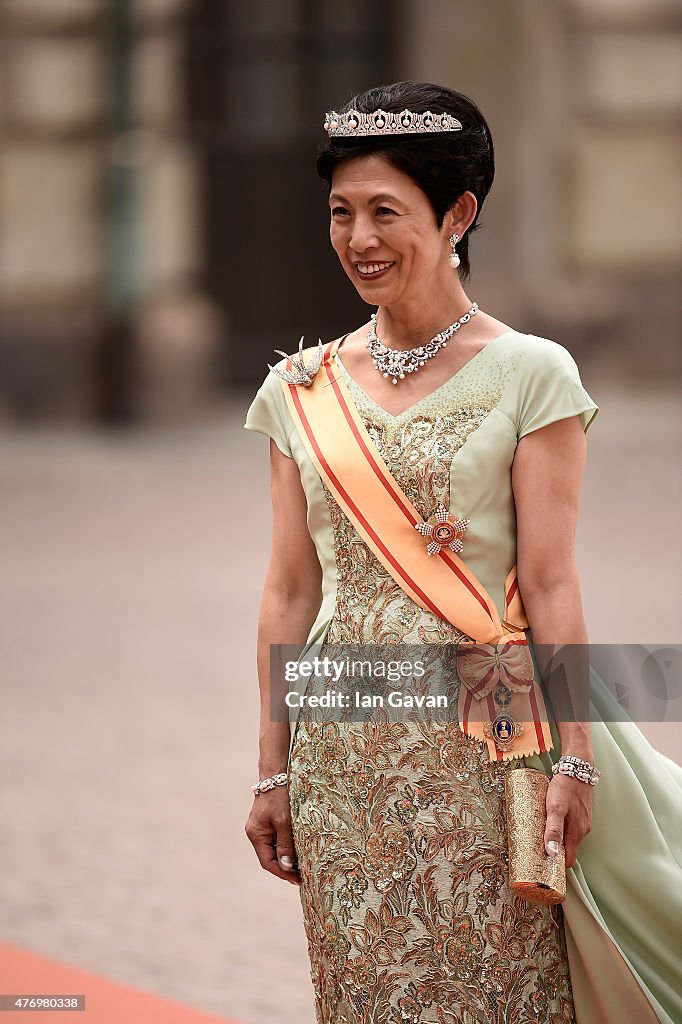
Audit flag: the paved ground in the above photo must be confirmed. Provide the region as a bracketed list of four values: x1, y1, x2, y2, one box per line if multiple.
[0, 385, 680, 1024]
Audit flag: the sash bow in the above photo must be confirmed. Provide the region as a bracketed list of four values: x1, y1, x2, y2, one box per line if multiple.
[456, 634, 535, 699]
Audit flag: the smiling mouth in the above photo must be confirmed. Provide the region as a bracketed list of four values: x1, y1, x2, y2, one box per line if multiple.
[355, 261, 396, 279]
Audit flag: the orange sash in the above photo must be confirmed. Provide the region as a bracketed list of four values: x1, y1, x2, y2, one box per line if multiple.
[278, 338, 552, 761]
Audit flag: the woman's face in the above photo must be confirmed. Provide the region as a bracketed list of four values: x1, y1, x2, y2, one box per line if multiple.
[328, 154, 464, 306]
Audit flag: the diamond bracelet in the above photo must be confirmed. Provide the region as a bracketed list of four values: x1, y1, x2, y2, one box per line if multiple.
[251, 772, 288, 796]
[551, 755, 601, 786]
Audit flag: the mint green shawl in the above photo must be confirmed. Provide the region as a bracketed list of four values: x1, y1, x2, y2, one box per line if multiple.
[527, 670, 682, 1024]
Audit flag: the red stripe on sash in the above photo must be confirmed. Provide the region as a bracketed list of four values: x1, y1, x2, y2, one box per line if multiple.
[323, 359, 418, 522]
[287, 380, 456, 624]
[323, 357, 494, 622]
[506, 574, 519, 607]
[468, 663, 495, 698]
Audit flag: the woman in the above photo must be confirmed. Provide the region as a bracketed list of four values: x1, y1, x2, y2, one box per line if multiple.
[244, 82, 681, 1024]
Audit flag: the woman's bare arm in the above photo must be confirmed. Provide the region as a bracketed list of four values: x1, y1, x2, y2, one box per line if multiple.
[257, 438, 323, 777]
[245, 438, 323, 885]
[512, 415, 594, 867]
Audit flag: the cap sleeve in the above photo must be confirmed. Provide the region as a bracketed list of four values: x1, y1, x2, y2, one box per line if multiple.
[243, 364, 294, 459]
[517, 339, 599, 440]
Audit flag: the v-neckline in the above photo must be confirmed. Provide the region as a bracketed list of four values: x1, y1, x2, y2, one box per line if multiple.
[333, 329, 517, 421]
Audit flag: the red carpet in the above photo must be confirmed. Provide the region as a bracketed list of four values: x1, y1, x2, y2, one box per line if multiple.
[0, 943, 240, 1024]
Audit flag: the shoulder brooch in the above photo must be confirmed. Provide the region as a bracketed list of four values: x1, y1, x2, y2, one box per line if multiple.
[268, 336, 324, 387]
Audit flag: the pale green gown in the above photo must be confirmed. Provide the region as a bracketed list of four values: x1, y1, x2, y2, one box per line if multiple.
[245, 329, 682, 1024]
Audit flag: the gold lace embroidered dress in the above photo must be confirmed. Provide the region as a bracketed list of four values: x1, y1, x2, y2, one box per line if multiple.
[245, 330, 599, 1024]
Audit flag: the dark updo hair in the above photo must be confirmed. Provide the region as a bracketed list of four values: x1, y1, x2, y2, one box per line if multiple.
[316, 81, 495, 281]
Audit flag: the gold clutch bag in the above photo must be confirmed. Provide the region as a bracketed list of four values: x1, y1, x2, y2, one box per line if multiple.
[505, 767, 566, 906]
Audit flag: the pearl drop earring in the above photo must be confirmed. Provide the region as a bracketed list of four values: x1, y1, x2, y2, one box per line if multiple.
[448, 233, 458, 270]
[448, 233, 461, 269]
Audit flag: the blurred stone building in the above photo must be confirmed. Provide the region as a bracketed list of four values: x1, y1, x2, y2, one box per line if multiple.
[0, 0, 679, 422]
[404, 0, 682, 384]
[0, 0, 217, 422]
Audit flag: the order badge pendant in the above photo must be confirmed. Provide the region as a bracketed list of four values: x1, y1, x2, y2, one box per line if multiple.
[484, 714, 525, 752]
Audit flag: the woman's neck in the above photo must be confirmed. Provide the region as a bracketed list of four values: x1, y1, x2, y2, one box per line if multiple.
[374, 282, 475, 351]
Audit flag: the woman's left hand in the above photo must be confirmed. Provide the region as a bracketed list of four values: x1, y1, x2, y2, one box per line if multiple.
[544, 774, 593, 868]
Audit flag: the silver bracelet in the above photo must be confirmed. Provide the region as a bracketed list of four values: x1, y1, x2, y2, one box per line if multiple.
[552, 755, 601, 786]
[251, 772, 288, 796]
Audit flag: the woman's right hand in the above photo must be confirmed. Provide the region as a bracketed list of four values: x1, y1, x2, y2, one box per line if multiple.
[246, 438, 319, 890]
[245, 787, 301, 886]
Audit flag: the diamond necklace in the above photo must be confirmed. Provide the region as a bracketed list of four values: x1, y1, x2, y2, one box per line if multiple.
[366, 302, 479, 384]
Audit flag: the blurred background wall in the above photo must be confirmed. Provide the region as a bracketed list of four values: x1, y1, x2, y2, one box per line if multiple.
[0, 0, 680, 424]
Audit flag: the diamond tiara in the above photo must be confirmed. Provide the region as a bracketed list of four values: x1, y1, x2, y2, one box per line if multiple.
[323, 108, 463, 138]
